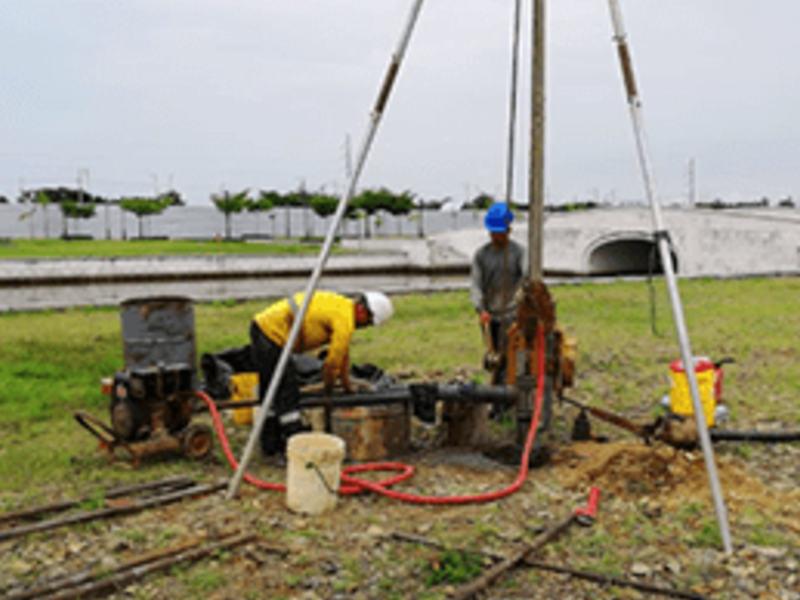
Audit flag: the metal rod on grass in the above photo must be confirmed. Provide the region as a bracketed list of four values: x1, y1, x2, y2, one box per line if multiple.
[606, 0, 732, 553]
[226, 0, 427, 500]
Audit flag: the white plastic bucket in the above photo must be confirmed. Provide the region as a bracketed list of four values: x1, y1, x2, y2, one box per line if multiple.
[286, 433, 345, 515]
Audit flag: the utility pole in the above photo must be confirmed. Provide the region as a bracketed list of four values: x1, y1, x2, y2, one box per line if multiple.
[688, 157, 696, 208]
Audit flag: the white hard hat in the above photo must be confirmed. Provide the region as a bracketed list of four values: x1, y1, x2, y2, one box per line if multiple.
[363, 291, 393, 326]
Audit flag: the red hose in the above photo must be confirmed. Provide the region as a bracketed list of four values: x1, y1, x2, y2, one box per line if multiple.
[196, 325, 546, 504]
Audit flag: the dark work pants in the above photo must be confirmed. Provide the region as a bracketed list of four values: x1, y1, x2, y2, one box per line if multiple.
[249, 322, 303, 454]
[488, 316, 511, 385]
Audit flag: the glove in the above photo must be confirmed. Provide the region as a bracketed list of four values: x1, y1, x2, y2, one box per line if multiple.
[479, 310, 490, 325]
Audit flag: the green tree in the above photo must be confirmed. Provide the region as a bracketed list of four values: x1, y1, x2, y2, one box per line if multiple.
[211, 189, 249, 240]
[60, 201, 96, 239]
[258, 190, 285, 238]
[17, 187, 105, 238]
[308, 193, 341, 238]
[309, 194, 339, 218]
[246, 193, 275, 237]
[158, 189, 185, 206]
[268, 190, 300, 239]
[120, 197, 173, 239]
[384, 190, 415, 235]
[352, 188, 390, 238]
[465, 193, 494, 211]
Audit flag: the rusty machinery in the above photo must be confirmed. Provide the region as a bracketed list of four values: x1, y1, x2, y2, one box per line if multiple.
[75, 297, 214, 466]
[500, 279, 577, 448]
[73, 294, 543, 467]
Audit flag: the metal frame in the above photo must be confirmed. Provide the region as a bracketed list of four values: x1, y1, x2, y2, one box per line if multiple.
[606, 0, 732, 552]
[223, 0, 734, 556]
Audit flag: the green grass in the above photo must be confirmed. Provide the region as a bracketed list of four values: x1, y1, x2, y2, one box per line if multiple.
[424, 549, 484, 586]
[182, 566, 228, 596]
[0, 277, 798, 492]
[0, 238, 343, 259]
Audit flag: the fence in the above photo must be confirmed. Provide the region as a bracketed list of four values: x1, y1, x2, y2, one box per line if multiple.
[0, 205, 487, 240]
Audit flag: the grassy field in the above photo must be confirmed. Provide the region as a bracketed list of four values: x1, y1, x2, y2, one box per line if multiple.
[1, 277, 799, 599]
[1, 276, 798, 492]
[0, 238, 341, 259]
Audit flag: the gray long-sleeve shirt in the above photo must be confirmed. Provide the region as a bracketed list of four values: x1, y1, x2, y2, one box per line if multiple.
[469, 239, 527, 318]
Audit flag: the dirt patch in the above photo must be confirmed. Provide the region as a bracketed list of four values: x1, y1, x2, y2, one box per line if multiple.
[553, 439, 800, 526]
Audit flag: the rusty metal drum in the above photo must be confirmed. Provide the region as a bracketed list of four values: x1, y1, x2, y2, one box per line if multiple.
[120, 296, 197, 385]
[331, 403, 410, 461]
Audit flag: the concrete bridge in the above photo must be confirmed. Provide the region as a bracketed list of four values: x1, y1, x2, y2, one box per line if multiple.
[423, 207, 800, 278]
[1, 206, 798, 311]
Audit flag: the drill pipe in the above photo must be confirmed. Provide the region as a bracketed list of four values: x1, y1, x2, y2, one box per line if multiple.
[207, 383, 518, 412]
[562, 396, 655, 442]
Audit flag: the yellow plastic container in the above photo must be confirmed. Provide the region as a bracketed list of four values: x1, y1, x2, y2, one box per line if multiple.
[230, 373, 259, 426]
[286, 433, 345, 515]
[669, 359, 716, 426]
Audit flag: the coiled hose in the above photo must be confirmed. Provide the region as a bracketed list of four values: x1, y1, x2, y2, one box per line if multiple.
[195, 325, 547, 505]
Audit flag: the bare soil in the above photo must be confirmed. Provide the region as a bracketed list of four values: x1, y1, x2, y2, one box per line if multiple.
[2, 410, 799, 600]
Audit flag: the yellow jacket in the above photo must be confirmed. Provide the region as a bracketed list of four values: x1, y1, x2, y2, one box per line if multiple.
[253, 291, 355, 379]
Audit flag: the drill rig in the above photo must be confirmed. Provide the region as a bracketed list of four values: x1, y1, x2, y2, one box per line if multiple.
[489, 0, 576, 455]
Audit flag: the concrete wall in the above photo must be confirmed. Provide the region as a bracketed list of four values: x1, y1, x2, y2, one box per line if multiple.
[0, 204, 485, 240]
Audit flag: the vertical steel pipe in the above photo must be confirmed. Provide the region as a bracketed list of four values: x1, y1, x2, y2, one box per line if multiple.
[528, 0, 546, 281]
[606, 0, 732, 553]
[226, 0, 427, 499]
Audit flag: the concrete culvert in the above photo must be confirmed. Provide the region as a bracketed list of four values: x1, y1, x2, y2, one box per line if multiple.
[587, 237, 678, 276]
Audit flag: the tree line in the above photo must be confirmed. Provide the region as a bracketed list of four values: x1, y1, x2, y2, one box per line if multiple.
[8, 186, 468, 240]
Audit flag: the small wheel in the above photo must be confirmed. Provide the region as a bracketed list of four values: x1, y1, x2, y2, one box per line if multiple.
[181, 424, 213, 460]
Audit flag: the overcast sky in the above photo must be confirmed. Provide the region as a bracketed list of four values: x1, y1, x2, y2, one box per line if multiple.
[1, 1, 798, 207]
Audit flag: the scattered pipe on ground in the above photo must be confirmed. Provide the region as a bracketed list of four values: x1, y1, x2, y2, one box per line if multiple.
[391, 532, 709, 600]
[5, 536, 207, 600]
[0, 475, 195, 526]
[451, 511, 578, 600]
[5, 531, 256, 600]
[0, 481, 226, 542]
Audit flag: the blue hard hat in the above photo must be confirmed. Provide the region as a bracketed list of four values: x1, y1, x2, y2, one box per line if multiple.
[484, 202, 514, 232]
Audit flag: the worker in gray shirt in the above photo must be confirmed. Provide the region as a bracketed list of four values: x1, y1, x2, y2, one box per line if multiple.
[470, 202, 527, 385]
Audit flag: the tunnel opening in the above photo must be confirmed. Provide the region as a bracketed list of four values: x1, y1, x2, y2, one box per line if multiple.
[587, 238, 678, 276]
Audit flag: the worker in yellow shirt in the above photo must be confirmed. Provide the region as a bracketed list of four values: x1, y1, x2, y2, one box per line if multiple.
[250, 290, 394, 455]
